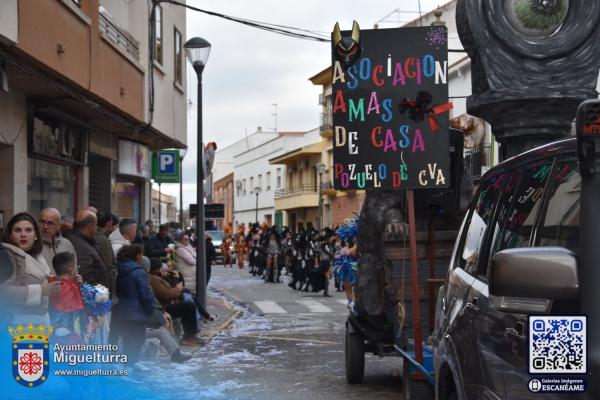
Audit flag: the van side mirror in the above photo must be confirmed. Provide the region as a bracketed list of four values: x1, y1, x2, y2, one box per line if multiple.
[489, 247, 579, 313]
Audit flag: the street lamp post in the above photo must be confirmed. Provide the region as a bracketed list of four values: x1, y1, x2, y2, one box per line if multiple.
[185, 36, 211, 310]
[254, 186, 262, 224]
[179, 148, 188, 230]
[316, 163, 326, 230]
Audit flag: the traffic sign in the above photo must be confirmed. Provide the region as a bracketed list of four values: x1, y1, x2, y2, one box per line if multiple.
[189, 203, 224, 219]
[205, 203, 224, 219]
[152, 150, 181, 183]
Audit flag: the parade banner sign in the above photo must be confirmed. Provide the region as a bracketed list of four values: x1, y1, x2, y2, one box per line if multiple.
[331, 24, 451, 190]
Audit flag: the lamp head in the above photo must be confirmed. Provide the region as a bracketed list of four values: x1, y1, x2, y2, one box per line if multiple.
[316, 163, 326, 175]
[184, 37, 211, 74]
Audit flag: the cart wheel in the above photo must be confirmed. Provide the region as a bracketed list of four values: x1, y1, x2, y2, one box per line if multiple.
[402, 359, 434, 399]
[345, 324, 365, 384]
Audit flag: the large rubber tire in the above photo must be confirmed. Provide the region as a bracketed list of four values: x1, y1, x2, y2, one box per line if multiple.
[402, 359, 434, 400]
[345, 325, 365, 384]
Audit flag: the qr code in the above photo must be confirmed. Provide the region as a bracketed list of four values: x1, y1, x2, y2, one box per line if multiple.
[529, 316, 586, 374]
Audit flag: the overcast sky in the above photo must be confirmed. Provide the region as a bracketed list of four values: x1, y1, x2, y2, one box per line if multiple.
[158, 0, 448, 206]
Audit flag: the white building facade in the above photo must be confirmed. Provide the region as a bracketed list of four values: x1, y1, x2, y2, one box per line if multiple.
[233, 129, 321, 227]
[211, 128, 279, 184]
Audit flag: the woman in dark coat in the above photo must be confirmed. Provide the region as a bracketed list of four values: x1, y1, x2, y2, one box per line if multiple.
[114, 244, 154, 364]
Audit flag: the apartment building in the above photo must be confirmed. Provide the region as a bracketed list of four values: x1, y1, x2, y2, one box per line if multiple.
[0, 0, 187, 225]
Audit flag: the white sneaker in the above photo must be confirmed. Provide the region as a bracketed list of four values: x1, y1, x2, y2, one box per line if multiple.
[347, 300, 356, 315]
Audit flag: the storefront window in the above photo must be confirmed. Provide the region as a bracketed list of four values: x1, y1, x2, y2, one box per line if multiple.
[28, 158, 75, 217]
[113, 182, 141, 222]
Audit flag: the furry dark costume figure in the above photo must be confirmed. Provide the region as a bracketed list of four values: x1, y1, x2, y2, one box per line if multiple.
[288, 233, 309, 291]
[308, 229, 336, 297]
[356, 190, 408, 316]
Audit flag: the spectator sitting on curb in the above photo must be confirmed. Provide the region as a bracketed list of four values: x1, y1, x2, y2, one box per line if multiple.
[148, 258, 200, 346]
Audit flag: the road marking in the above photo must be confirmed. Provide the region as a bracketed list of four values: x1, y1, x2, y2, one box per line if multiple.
[336, 299, 348, 306]
[254, 300, 287, 314]
[296, 299, 333, 313]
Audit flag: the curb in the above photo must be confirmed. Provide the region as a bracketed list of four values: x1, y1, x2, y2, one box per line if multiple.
[200, 290, 244, 343]
[200, 309, 241, 342]
[211, 287, 248, 308]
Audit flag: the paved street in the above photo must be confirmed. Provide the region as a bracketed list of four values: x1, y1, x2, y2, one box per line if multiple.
[140, 263, 405, 399]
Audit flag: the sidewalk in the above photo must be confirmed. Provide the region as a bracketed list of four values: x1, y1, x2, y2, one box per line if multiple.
[197, 291, 241, 343]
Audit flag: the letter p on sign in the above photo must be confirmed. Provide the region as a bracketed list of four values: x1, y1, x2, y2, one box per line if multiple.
[160, 153, 175, 174]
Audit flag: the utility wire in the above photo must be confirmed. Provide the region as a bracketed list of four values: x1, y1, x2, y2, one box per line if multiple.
[159, 0, 330, 42]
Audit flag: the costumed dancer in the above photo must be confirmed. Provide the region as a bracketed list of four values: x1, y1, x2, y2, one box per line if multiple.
[288, 231, 308, 291]
[247, 225, 259, 276]
[333, 218, 359, 313]
[256, 226, 268, 277]
[221, 234, 234, 268]
[317, 229, 336, 297]
[264, 229, 280, 283]
[235, 224, 246, 269]
[279, 229, 293, 276]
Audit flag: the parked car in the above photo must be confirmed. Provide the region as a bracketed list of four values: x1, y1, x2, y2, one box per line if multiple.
[432, 137, 583, 399]
[206, 230, 234, 264]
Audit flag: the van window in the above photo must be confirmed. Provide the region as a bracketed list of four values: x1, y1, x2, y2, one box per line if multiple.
[487, 159, 553, 271]
[458, 170, 506, 274]
[538, 160, 580, 253]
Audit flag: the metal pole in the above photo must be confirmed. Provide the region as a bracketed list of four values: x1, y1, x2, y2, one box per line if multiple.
[407, 190, 423, 367]
[428, 219, 435, 334]
[179, 156, 183, 229]
[317, 172, 323, 230]
[195, 70, 207, 310]
[158, 183, 162, 226]
[255, 191, 258, 223]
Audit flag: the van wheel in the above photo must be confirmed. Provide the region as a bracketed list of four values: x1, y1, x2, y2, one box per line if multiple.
[402, 359, 434, 399]
[345, 325, 365, 383]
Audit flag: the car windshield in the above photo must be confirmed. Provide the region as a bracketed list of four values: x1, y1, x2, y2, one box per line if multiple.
[207, 231, 225, 240]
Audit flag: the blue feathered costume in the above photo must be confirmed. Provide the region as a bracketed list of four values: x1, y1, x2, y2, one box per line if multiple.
[333, 218, 359, 285]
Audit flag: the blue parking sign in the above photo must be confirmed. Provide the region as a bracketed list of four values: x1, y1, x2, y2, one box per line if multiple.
[152, 150, 180, 183]
[159, 151, 176, 174]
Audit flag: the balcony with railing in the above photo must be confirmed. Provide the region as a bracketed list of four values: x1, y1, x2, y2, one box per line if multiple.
[320, 110, 333, 138]
[274, 184, 317, 199]
[274, 184, 319, 210]
[99, 8, 140, 62]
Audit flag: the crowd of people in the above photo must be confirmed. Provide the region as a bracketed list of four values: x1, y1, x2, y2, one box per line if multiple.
[0, 207, 218, 371]
[221, 219, 359, 310]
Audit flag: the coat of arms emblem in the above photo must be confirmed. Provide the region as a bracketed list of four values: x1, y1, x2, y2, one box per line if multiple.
[9, 324, 52, 388]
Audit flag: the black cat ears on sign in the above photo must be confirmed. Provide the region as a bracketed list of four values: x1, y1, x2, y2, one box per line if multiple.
[332, 21, 362, 69]
[332, 21, 360, 47]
